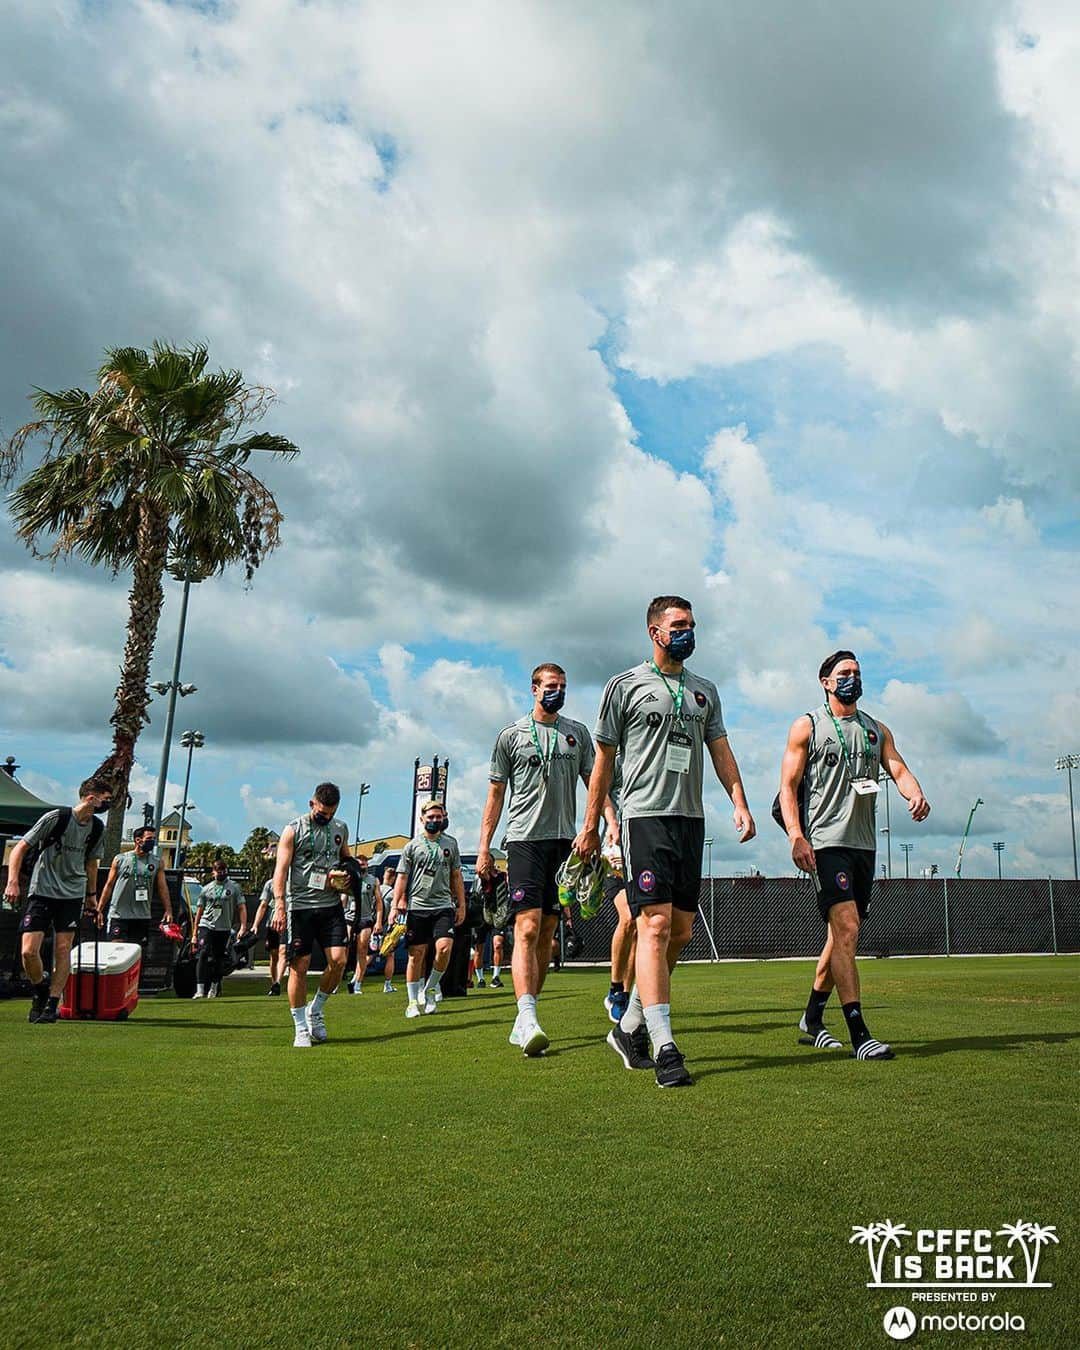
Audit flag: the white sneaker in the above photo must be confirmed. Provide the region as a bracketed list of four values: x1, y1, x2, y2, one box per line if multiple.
[207, 985, 218, 1000]
[509, 1018, 522, 1046]
[193, 987, 206, 999]
[423, 990, 438, 1014]
[434, 987, 443, 1004]
[520, 1021, 550, 1057]
[305, 1002, 328, 1043]
[383, 982, 396, 993]
[351, 981, 363, 995]
[293, 1026, 312, 1048]
[405, 1000, 422, 1019]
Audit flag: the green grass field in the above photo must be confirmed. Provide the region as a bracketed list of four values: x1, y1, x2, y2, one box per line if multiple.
[1, 956, 1076, 1349]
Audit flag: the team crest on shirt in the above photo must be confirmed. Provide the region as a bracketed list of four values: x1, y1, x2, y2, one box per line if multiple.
[512, 886, 525, 902]
[443, 848, 451, 858]
[334, 835, 342, 846]
[694, 690, 707, 707]
[867, 729, 878, 745]
[529, 754, 542, 767]
[835, 871, 850, 891]
[646, 711, 663, 729]
[638, 870, 656, 894]
[565, 734, 576, 747]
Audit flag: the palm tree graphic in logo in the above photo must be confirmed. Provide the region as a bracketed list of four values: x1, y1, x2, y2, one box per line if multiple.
[850, 1220, 912, 1284]
[997, 1221, 1059, 1285]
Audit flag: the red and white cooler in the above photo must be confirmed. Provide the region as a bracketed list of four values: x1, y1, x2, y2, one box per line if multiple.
[59, 941, 142, 1021]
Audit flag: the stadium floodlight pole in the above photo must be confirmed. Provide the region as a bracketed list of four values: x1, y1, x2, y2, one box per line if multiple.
[954, 797, 984, 878]
[151, 570, 198, 832]
[175, 731, 204, 868]
[355, 783, 370, 851]
[992, 841, 1005, 880]
[1055, 753, 1079, 880]
[878, 768, 892, 877]
[899, 842, 913, 878]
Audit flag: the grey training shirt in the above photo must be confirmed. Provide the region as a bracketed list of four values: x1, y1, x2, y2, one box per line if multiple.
[22, 808, 104, 900]
[286, 814, 349, 911]
[804, 705, 884, 852]
[197, 879, 245, 932]
[108, 850, 164, 921]
[397, 832, 462, 913]
[489, 714, 595, 843]
[594, 661, 726, 820]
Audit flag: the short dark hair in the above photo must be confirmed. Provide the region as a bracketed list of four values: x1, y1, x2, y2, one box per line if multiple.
[819, 650, 858, 681]
[78, 775, 112, 799]
[647, 595, 693, 626]
[531, 662, 565, 684]
[313, 782, 340, 808]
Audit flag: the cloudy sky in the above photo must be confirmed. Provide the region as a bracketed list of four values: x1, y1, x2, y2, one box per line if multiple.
[1, 0, 1078, 878]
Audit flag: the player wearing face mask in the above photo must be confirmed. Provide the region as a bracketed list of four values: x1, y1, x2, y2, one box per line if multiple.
[574, 597, 755, 1088]
[478, 662, 615, 1057]
[778, 650, 930, 1061]
[98, 825, 174, 952]
[392, 801, 465, 1019]
[270, 783, 351, 1047]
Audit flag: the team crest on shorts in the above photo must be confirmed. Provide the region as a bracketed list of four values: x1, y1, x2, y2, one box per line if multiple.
[512, 886, 525, 902]
[835, 871, 850, 891]
[21, 913, 31, 929]
[637, 870, 656, 894]
[694, 690, 707, 707]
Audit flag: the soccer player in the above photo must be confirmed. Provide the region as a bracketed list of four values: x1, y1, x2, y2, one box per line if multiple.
[345, 855, 377, 993]
[192, 859, 247, 999]
[477, 662, 616, 1056]
[270, 783, 351, 1047]
[97, 825, 174, 952]
[3, 776, 112, 1024]
[599, 757, 634, 1023]
[574, 596, 755, 1087]
[373, 864, 399, 992]
[251, 877, 285, 995]
[778, 650, 930, 1060]
[392, 801, 465, 1019]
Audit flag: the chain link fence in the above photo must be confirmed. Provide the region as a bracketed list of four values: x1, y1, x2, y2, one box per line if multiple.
[570, 877, 1080, 962]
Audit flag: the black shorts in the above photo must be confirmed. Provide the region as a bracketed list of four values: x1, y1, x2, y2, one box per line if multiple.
[507, 838, 571, 917]
[814, 847, 875, 923]
[107, 917, 151, 947]
[405, 908, 456, 946]
[349, 916, 374, 937]
[20, 894, 83, 936]
[287, 906, 348, 959]
[623, 816, 705, 916]
[602, 873, 627, 907]
[471, 921, 493, 944]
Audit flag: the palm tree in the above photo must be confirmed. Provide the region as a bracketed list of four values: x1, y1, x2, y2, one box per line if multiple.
[1, 342, 298, 857]
[1021, 1224, 1058, 1284]
[997, 1221, 1032, 1281]
[849, 1224, 883, 1282]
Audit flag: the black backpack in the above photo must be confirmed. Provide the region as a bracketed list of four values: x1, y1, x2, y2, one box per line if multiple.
[20, 808, 105, 889]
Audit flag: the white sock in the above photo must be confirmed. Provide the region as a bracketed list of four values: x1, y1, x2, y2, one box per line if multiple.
[643, 1002, 673, 1049]
[618, 985, 645, 1034]
[517, 993, 537, 1021]
[195, 984, 205, 997]
[425, 967, 443, 995]
[406, 980, 422, 1003]
[492, 965, 501, 979]
[291, 1007, 307, 1031]
[311, 989, 329, 1015]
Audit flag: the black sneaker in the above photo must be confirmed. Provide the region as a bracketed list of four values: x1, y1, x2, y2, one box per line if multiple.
[267, 983, 281, 997]
[37, 1003, 59, 1024]
[654, 1042, 692, 1088]
[490, 975, 503, 989]
[27, 990, 49, 1024]
[607, 1024, 656, 1070]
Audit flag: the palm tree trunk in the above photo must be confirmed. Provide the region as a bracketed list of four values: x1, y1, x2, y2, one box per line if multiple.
[98, 503, 170, 863]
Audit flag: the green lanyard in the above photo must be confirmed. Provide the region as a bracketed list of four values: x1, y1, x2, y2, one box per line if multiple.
[132, 854, 150, 884]
[650, 661, 686, 729]
[825, 704, 874, 780]
[310, 816, 334, 862]
[530, 716, 559, 777]
[423, 838, 443, 871]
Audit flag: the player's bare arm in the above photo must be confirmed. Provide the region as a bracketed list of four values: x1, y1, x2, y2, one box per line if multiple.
[879, 723, 930, 821]
[780, 715, 816, 873]
[270, 825, 294, 933]
[573, 741, 616, 859]
[476, 780, 507, 880]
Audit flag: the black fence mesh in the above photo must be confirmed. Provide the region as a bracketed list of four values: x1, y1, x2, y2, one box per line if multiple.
[569, 877, 1080, 962]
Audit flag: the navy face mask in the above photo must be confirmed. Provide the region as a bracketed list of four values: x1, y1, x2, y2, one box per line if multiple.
[540, 688, 565, 713]
[833, 673, 862, 703]
[311, 810, 333, 825]
[665, 628, 696, 661]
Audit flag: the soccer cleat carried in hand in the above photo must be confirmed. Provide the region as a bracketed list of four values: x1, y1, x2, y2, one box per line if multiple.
[380, 923, 406, 957]
[556, 850, 608, 919]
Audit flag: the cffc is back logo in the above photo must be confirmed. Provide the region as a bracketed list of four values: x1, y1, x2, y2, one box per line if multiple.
[852, 1220, 1059, 1287]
